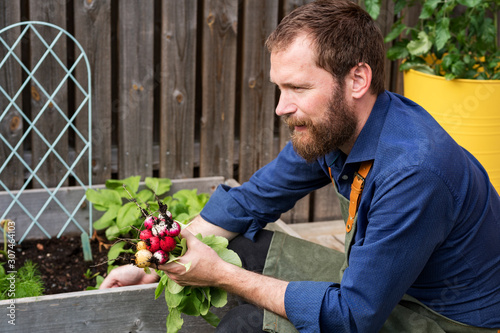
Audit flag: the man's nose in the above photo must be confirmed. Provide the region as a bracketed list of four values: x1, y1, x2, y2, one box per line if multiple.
[275, 93, 296, 116]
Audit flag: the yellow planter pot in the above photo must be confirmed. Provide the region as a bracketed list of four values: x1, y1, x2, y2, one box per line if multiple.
[404, 69, 500, 191]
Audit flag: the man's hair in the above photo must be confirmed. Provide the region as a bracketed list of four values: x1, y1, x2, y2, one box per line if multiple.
[266, 0, 386, 95]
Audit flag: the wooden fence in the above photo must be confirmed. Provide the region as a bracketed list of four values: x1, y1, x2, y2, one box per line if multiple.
[1, 0, 412, 225]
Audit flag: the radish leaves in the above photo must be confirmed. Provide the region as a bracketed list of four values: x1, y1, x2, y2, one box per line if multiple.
[154, 233, 241, 333]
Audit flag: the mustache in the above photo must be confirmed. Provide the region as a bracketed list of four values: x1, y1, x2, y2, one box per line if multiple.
[281, 115, 313, 130]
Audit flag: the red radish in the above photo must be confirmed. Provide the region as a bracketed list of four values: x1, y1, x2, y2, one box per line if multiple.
[140, 229, 153, 240]
[153, 250, 168, 265]
[152, 222, 168, 237]
[160, 236, 176, 252]
[165, 220, 181, 237]
[146, 236, 161, 253]
[144, 216, 156, 229]
[134, 249, 153, 268]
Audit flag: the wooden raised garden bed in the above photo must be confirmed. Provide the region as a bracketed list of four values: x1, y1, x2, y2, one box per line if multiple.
[0, 177, 237, 332]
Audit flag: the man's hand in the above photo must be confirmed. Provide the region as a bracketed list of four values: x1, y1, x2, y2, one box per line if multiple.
[159, 228, 289, 318]
[159, 228, 226, 287]
[97, 215, 232, 289]
[99, 265, 159, 289]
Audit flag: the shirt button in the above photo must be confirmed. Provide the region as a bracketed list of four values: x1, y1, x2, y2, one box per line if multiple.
[342, 175, 349, 180]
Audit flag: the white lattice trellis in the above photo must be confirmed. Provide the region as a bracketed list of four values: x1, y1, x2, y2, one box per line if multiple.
[0, 21, 92, 243]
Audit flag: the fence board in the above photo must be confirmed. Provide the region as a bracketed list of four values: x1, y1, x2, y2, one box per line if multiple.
[312, 185, 342, 221]
[238, 0, 278, 183]
[393, 5, 422, 95]
[0, 1, 23, 190]
[29, 1, 69, 188]
[375, 0, 397, 92]
[117, 0, 155, 179]
[74, 0, 112, 184]
[276, 0, 316, 223]
[199, 0, 238, 180]
[159, 0, 198, 179]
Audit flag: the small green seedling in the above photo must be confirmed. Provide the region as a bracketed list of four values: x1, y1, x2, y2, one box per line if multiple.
[83, 268, 100, 280]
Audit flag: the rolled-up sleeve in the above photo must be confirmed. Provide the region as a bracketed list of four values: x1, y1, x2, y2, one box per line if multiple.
[285, 281, 338, 332]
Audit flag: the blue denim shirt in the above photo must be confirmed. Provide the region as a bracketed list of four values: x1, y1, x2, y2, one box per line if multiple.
[201, 91, 500, 332]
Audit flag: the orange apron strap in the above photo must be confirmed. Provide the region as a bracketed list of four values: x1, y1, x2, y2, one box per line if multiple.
[329, 160, 373, 233]
[347, 160, 373, 232]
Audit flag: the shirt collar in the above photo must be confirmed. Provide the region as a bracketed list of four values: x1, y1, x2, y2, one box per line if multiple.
[324, 91, 391, 167]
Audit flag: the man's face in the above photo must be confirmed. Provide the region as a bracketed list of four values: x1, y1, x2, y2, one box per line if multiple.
[270, 34, 357, 162]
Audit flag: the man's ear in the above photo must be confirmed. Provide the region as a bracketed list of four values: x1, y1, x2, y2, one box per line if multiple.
[349, 62, 372, 99]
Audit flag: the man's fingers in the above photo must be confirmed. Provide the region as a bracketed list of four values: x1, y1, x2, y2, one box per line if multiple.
[180, 227, 196, 240]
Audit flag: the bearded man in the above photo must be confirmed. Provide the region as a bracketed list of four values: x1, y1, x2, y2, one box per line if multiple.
[101, 1, 500, 332]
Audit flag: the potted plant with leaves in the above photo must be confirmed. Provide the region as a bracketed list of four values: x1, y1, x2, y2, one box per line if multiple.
[365, 0, 500, 190]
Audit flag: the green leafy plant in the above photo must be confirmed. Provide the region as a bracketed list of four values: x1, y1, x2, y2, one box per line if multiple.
[85, 275, 105, 291]
[83, 268, 100, 280]
[365, 0, 500, 80]
[154, 233, 242, 333]
[86, 176, 172, 241]
[85, 176, 210, 266]
[87, 176, 239, 332]
[0, 260, 44, 299]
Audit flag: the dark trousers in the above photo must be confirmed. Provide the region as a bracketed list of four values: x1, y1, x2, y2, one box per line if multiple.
[215, 230, 274, 333]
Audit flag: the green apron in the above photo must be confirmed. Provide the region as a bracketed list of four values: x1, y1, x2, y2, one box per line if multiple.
[261, 170, 499, 333]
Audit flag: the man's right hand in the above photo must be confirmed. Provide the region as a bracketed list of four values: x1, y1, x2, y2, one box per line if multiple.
[99, 265, 159, 289]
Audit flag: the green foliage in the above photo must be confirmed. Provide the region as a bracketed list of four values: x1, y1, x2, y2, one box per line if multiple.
[86, 176, 170, 240]
[163, 189, 210, 225]
[85, 176, 210, 265]
[367, 0, 500, 80]
[0, 261, 44, 299]
[154, 234, 242, 333]
[85, 275, 105, 291]
[83, 268, 100, 280]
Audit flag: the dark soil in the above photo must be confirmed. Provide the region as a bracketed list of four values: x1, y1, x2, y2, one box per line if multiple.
[9, 235, 126, 295]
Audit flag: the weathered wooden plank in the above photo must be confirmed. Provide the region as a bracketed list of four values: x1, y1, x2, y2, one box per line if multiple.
[394, 5, 422, 95]
[29, 1, 69, 188]
[288, 220, 346, 252]
[311, 184, 342, 221]
[159, 0, 197, 179]
[74, 0, 112, 184]
[0, 283, 238, 332]
[0, 1, 23, 190]
[238, 0, 279, 183]
[117, 0, 155, 179]
[199, 0, 238, 180]
[280, 195, 310, 223]
[282, 0, 315, 16]
[372, 0, 396, 91]
[0, 176, 224, 241]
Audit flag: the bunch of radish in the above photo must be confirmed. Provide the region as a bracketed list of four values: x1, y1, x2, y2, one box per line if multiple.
[131, 197, 182, 269]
